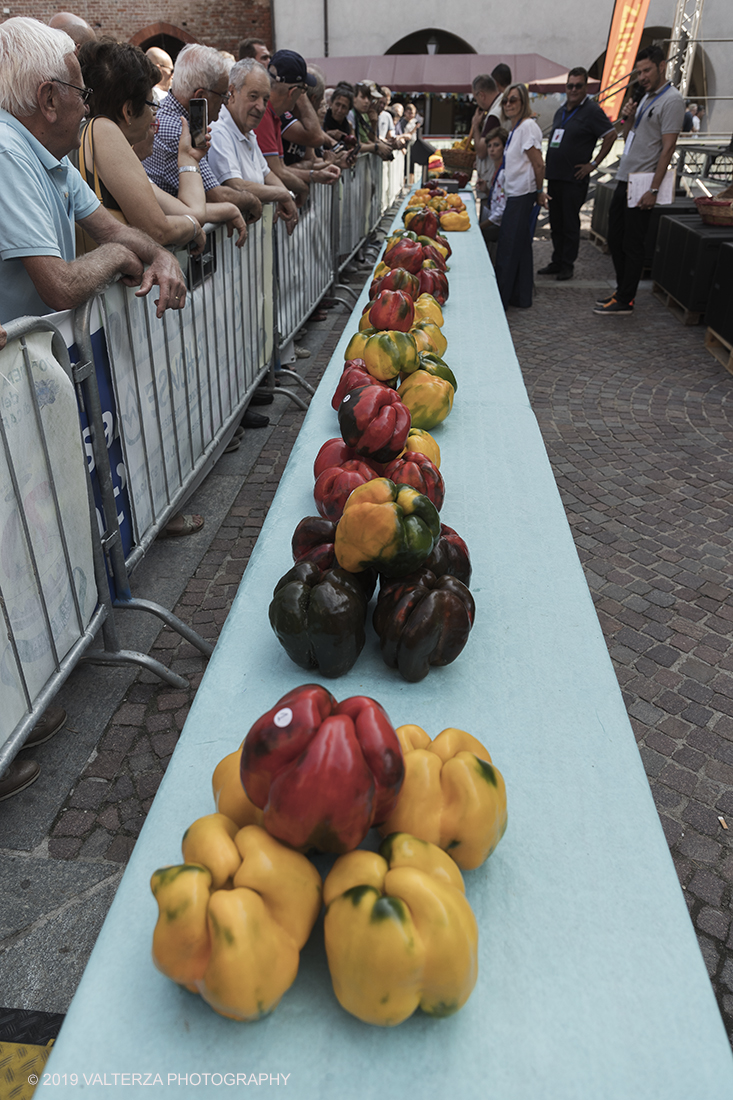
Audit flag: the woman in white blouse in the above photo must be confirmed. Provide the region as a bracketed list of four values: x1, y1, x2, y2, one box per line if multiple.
[494, 84, 548, 308]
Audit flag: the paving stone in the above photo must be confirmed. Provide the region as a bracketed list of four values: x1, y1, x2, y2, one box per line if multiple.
[688, 869, 726, 907]
[698, 907, 731, 941]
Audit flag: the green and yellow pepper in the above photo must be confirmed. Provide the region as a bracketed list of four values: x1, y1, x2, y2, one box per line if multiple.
[378, 725, 507, 869]
[151, 822, 322, 1020]
[361, 330, 419, 382]
[398, 369, 454, 430]
[335, 478, 440, 577]
[323, 832, 478, 1026]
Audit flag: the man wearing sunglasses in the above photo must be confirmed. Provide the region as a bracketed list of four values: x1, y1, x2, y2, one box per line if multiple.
[0, 17, 186, 325]
[539, 67, 616, 282]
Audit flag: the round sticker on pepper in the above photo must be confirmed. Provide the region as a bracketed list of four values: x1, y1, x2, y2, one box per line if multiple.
[274, 707, 293, 728]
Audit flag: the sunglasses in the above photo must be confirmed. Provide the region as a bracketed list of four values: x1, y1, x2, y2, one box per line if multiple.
[502, 96, 521, 106]
[566, 82, 585, 90]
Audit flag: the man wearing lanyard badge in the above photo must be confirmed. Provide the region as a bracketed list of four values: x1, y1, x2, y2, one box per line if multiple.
[595, 45, 684, 315]
[538, 67, 616, 280]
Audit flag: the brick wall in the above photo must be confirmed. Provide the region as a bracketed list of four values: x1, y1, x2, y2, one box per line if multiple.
[0, 0, 272, 55]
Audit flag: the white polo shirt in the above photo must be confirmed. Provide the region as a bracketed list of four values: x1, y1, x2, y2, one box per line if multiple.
[208, 106, 269, 185]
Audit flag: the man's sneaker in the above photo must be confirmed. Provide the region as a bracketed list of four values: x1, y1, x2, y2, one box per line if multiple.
[24, 704, 66, 748]
[593, 298, 634, 315]
[0, 759, 40, 801]
[294, 344, 311, 359]
[595, 293, 616, 307]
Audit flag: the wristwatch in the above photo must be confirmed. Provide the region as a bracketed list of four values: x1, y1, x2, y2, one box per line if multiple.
[651, 187, 659, 195]
[179, 165, 199, 174]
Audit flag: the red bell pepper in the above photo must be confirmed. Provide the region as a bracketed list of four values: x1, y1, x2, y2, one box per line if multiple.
[369, 267, 421, 302]
[240, 685, 404, 852]
[331, 361, 390, 412]
[423, 523, 472, 586]
[314, 459, 378, 522]
[339, 384, 411, 464]
[417, 268, 449, 304]
[291, 515, 338, 571]
[383, 238, 424, 274]
[382, 450, 445, 511]
[368, 289, 415, 333]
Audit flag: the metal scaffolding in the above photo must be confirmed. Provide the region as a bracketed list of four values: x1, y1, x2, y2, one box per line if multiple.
[666, 0, 706, 97]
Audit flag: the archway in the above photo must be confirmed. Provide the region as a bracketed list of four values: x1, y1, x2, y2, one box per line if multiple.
[130, 22, 196, 60]
[385, 28, 476, 55]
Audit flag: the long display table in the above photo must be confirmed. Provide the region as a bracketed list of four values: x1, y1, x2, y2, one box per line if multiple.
[44, 196, 733, 1098]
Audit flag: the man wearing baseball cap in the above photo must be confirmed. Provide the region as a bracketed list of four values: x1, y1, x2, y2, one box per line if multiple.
[267, 49, 317, 87]
[255, 48, 339, 202]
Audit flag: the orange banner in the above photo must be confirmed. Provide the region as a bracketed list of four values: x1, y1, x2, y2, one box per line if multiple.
[599, 0, 652, 120]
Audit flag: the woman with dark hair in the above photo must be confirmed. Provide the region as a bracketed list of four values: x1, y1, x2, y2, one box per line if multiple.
[77, 39, 247, 538]
[77, 39, 244, 255]
[493, 83, 548, 309]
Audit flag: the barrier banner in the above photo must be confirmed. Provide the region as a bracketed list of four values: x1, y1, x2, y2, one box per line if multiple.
[599, 0, 652, 120]
[0, 332, 97, 749]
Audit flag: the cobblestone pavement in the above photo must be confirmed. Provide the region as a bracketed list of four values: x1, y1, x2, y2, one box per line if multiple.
[4, 220, 733, 1048]
[513, 234, 733, 1043]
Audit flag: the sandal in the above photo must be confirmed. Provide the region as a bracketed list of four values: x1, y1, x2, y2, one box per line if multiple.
[160, 513, 205, 538]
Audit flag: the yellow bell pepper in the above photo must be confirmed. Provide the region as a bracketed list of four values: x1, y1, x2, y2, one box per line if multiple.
[212, 748, 264, 829]
[410, 320, 448, 358]
[151, 822, 322, 1020]
[398, 369, 453, 430]
[344, 328, 376, 361]
[150, 864, 213, 992]
[378, 725, 508, 869]
[413, 293, 444, 328]
[181, 813, 240, 890]
[440, 210, 470, 232]
[401, 427, 441, 468]
[373, 261, 390, 279]
[323, 832, 478, 1026]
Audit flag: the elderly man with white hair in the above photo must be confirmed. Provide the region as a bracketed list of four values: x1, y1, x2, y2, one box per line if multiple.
[143, 43, 262, 226]
[0, 16, 187, 326]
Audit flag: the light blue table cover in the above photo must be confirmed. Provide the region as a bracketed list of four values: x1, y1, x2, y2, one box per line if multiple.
[44, 196, 733, 1097]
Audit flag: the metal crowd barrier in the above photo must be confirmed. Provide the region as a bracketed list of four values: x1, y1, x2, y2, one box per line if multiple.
[90, 206, 275, 568]
[276, 184, 335, 348]
[0, 317, 199, 778]
[0, 318, 105, 773]
[0, 155, 408, 779]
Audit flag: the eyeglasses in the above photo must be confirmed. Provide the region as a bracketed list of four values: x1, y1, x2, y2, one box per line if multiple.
[204, 87, 231, 102]
[566, 82, 585, 90]
[145, 100, 159, 114]
[50, 78, 93, 104]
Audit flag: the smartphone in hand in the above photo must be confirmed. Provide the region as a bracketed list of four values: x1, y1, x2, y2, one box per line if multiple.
[189, 98, 208, 149]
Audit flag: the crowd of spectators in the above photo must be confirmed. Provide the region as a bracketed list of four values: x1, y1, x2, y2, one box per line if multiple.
[0, 14, 422, 801]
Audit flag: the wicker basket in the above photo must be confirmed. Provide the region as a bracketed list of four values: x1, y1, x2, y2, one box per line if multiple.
[442, 148, 476, 171]
[695, 196, 733, 226]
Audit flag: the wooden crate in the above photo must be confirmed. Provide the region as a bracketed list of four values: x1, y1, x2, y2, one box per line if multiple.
[705, 328, 733, 375]
[652, 282, 702, 325]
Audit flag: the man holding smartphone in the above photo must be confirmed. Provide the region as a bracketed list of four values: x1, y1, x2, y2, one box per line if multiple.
[144, 43, 263, 228]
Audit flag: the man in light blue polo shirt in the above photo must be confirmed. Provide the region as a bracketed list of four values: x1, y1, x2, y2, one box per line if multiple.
[0, 16, 187, 326]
